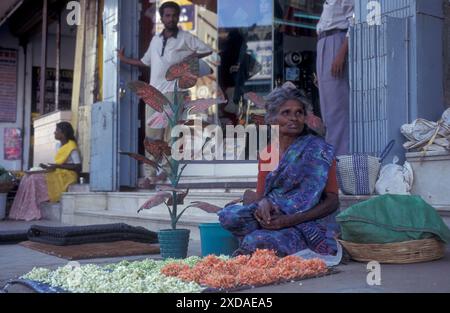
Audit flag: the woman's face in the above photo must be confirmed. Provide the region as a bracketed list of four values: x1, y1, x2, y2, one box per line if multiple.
[275, 99, 306, 137]
[54, 127, 64, 141]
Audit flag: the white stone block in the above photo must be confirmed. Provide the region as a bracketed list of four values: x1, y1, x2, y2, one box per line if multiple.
[180, 163, 258, 177]
[62, 191, 242, 241]
[74, 193, 107, 211]
[406, 151, 450, 212]
[108, 196, 139, 212]
[61, 195, 75, 214]
[40, 202, 62, 221]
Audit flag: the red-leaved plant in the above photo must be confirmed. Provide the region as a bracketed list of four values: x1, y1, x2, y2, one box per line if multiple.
[121, 54, 224, 229]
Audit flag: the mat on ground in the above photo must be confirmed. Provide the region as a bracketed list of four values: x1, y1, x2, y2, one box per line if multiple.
[0, 230, 29, 245]
[27, 223, 158, 246]
[20, 240, 160, 260]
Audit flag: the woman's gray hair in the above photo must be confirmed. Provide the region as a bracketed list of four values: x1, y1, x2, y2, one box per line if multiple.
[264, 83, 313, 124]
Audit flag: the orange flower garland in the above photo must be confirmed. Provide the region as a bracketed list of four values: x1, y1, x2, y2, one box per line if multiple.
[161, 249, 328, 290]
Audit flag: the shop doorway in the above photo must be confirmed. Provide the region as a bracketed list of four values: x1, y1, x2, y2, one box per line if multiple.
[96, 0, 327, 190]
[273, 0, 324, 117]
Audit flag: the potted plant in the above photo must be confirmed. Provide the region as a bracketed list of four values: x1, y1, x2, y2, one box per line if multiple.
[121, 55, 224, 259]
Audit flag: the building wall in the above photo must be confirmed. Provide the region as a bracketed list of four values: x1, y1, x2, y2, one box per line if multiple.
[0, 24, 27, 171]
[0, 16, 76, 171]
[31, 34, 76, 69]
[192, 5, 218, 101]
[445, 0, 450, 107]
[349, 0, 446, 160]
[29, 23, 76, 168]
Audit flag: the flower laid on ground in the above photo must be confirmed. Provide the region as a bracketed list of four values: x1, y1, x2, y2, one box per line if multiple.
[22, 257, 205, 293]
[160, 249, 328, 290]
[21, 251, 327, 293]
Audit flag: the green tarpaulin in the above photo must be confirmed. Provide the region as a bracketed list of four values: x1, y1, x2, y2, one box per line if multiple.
[336, 195, 450, 244]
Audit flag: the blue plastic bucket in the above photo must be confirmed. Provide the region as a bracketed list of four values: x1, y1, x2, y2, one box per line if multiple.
[199, 223, 239, 257]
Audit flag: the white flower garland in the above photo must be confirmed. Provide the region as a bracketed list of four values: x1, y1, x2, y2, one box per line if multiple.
[22, 257, 209, 293]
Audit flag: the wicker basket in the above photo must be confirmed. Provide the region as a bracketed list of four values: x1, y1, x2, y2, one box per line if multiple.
[338, 238, 446, 264]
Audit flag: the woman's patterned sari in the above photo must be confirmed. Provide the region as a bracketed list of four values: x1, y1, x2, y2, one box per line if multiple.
[219, 135, 340, 256]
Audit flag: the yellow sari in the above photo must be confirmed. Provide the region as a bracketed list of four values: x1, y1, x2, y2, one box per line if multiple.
[46, 140, 79, 202]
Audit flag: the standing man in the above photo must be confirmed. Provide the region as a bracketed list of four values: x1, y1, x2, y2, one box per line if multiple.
[118, 1, 212, 187]
[316, 0, 354, 156]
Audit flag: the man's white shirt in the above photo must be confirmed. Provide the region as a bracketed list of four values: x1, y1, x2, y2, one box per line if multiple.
[317, 0, 355, 36]
[141, 29, 213, 94]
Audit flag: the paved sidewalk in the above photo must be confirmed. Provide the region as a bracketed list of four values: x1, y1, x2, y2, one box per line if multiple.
[1, 219, 450, 293]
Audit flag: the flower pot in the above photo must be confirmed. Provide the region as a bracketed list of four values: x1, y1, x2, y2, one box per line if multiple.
[199, 223, 239, 257]
[158, 229, 190, 259]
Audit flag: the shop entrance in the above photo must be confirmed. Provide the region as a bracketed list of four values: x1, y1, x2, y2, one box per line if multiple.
[133, 0, 326, 185]
[95, 0, 326, 191]
[273, 0, 324, 117]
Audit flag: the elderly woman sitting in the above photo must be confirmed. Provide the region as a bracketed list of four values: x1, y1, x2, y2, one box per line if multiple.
[219, 85, 340, 257]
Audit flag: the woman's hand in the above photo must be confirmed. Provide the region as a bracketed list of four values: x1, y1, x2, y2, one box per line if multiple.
[254, 198, 282, 225]
[224, 197, 243, 208]
[243, 190, 259, 205]
[254, 198, 272, 224]
[41, 163, 81, 173]
[40, 163, 57, 170]
[259, 192, 339, 230]
[259, 214, 293, 230]
[225, 190, 262, 208]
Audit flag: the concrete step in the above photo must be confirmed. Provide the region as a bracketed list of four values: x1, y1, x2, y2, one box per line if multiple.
[339, 194, 374, 211]
[136, 179, 256, 190]
[68, 184, 90, 193]
[138, 162, 258, 180]
[176, 162, 258, 177]
[137, 175, 257, 190]
[443, 217, 450, 228]
[61, 191, 371, 237]
[437, 208, 450, 217]
[39, 202, 62, 221]
[61, 191, 242, 240]
[61, 189, 450, 240]
[179, 176, 257, 183]
[71, 177, 257, 193]
[72, 208, 219, 241]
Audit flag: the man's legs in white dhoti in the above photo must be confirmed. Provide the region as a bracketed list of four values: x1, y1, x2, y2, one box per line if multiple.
[317, 32, 350, 156]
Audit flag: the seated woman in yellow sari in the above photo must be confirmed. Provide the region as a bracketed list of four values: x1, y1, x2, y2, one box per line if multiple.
[9, 122, 81, 221]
